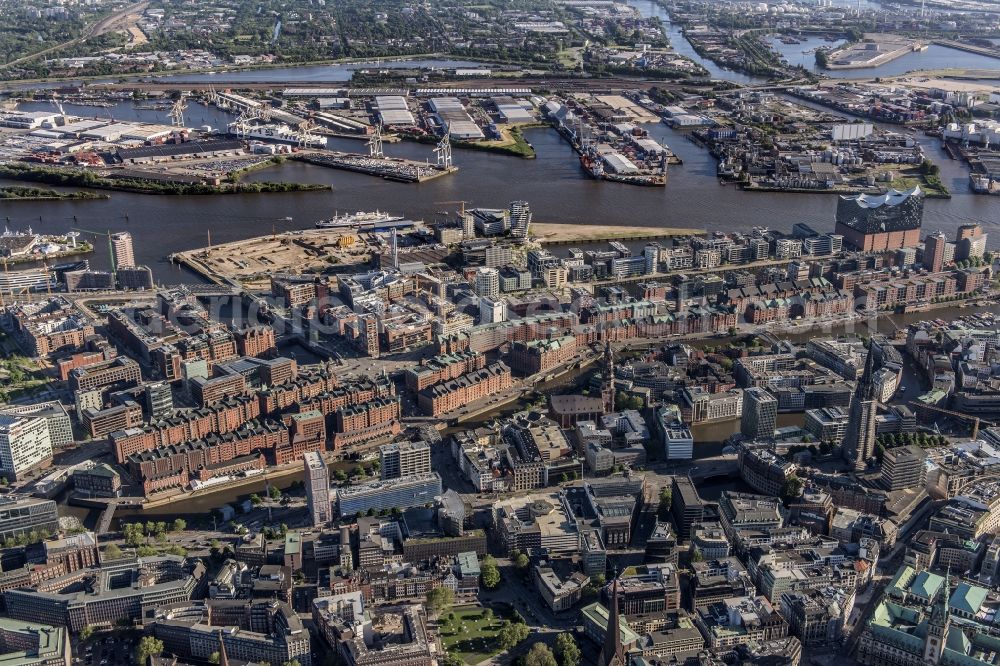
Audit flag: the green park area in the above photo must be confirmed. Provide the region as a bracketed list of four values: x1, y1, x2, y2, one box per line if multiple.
[438, 605, 518, 665]
[0, 341, 49, 403]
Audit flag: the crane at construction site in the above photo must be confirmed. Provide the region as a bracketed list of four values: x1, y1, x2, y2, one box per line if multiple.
[72, 227, 119, 278]
[908, 402, 998, 440]
[435, 200, 471, 216]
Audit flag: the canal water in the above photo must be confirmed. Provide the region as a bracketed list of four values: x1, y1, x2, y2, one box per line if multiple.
[627, 0, 1000, 79]
[627, 0, 767, 84]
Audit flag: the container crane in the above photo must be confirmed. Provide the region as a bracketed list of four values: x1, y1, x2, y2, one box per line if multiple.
[168, 95, 188, 128]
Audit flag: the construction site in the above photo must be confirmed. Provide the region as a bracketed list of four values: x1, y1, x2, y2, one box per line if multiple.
[170, 227, 372, 291]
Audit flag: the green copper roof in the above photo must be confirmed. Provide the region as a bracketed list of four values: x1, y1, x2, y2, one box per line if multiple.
[911, 571, 944, 601]
[950, 583, 988, 616]
[887, 565, 915, 596]
[581, 602, 641, 645]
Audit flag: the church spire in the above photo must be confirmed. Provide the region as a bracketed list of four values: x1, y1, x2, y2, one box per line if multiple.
[218, 631, 230, 666]
[602, 343, 615, 414]
[599, 575, 626, 666]
[857, 344, 877, 401]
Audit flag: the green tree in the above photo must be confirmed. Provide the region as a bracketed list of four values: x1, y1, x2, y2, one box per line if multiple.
[135, 636, 164, 665]
[250, 493, 263, 506]
[426, 586, 455, 613]
[555, 633, 581, 666]
[172, 518, 186, 532]
[514, 553, 530, 570]
[209, 652, 220, 665]
[79, 625, 94, 641]
[524, 642, 558, 666]
[781, 475, 804, 504]
[282, 661, 302, 666]
[103, 543, 123, 560]
[499, 622, 530, 651]
[269, 485, 282, 500]
[123, 524, 144, 547]
[657, 486, 672, 519]
[481, 555, 501, 589]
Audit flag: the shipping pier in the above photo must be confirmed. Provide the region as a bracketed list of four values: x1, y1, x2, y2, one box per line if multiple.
[294, 130, 457, 184]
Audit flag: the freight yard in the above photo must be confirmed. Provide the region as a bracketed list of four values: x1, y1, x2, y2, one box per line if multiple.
[544, 93, 678, 186]
[0, 69, 984, 200]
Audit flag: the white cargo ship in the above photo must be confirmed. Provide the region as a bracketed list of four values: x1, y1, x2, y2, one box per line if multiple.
[315, 211, 404, 228]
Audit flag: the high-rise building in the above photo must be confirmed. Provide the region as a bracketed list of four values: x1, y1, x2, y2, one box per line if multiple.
[462, 211, 475, 240]
[0, 415, 53, 481]
[844, 349, 879, 472]
[880, 444, 927, 491]
[956, 223, 982, 243]
[0, 402, 72, 450]
[379, 440, 431, 480]
[671, 475, 705, 541]
[741, 387, 777, 441]
[956, 223, 988, 261]
[111, 232, 135, 269]
[835, 186, 924, 251]
[303, 451, 331, 527]
[923, 231, 947, 272]
[479, 296, 507, 324]
[643, 244, 660, 274]
[508, 200, 531, 240]
[474, 267, 500, 299]
[144, 382, 174, 419]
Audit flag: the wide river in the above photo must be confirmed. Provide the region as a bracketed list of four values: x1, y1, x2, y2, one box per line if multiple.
[3, 0, 999, 281]
[6, 97, 998, 281]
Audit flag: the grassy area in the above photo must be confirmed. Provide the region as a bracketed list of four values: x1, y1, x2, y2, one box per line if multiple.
[455, 125, 540, 159]
[227, 155, 288, 182]
[438, 606, 507, 665]
[0, 354, 49, 403]
[0, 162, 329, 196]
[556, 47, 582, 69]
[891, 169, 951, 199]
[0, 186, 108, 200]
